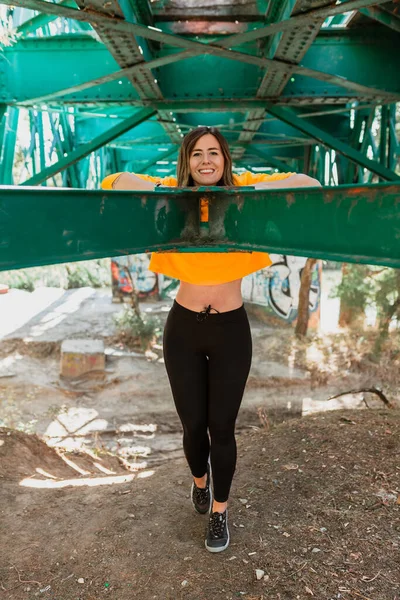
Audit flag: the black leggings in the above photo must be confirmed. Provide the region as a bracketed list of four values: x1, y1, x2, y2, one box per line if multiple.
[163, 300, 252, 502]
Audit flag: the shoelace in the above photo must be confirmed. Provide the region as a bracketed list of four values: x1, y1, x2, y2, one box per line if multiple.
[208, 512, 226, 538]
[194, 483, 209, 505]
[196, 304, 220, 322]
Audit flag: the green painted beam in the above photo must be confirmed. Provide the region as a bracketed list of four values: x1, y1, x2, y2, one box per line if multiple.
[3, 31, 398, 108]
[245, 146, 293, 173]
[16, 0, 78, 35]
[217, 0, 392, 48]
[140, 147, 178, 172]
[0, 104, 6, 126]
[4, 34, 399, 107]
[21, 108, 156, 185]
[2, 1, 398, 101]
[0, 108, 19, 185]
[359, 6, 400, 33]
[265, 104, 400, 182]
[1, 184, 400, 271]
[0, 104, 9, 183]
[5, 0, 389, 48]
[18, 50, 195, 107]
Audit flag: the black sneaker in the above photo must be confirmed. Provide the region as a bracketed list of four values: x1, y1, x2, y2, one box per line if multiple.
[205, 509, 230, 553]
[191, 462, 212, 515]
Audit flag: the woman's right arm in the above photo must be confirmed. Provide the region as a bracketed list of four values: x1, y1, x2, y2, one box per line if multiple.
[110, 172, 157, 190]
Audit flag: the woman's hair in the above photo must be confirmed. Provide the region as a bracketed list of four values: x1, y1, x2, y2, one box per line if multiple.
[176, 126, 234, 187]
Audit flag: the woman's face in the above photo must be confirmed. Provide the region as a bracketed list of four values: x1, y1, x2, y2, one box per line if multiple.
[189, 134, 225, 186]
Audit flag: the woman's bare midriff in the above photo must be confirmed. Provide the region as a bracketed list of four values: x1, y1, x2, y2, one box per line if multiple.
[175, 279, 243, 313]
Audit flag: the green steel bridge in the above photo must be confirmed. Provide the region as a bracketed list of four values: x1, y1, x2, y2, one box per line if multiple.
[0, 0, 399, 270]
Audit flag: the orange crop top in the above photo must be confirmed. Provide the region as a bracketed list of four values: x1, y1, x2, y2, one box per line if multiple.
[101, 171, 294, 285]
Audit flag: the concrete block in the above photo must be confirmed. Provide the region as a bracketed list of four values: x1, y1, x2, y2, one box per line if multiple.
[60, 339, 105, 378]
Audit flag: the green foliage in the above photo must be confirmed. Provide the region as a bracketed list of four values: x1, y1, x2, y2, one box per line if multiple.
[113, 308, 161, 351]
[333, 264, 400, 341]
[1, 259, 111, 291]
[2, 271, 36, 292]
[333, 264, 372, 312]
[373, 268, 400, 323]
[66, 261, 110, 289]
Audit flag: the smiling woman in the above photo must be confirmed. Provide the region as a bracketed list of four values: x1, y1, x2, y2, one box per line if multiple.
[179, 126, 233, 186]
[101, 126, 320, 554]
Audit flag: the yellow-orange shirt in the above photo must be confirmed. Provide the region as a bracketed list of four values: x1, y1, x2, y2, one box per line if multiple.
[101, 171, 294, 285]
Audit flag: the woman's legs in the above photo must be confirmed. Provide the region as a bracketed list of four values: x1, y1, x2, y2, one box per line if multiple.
[163, 301, 252, 514]
[207, 309, 252, 510]
[163, 304, 210, 480]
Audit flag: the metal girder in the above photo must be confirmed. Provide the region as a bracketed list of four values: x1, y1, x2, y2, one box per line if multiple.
[85, 99, 398, 112]
[2, 0, 398, 102]
[140, 146, 178, 171]
[151, 0, 263, 21]
[4, 29, 398, 110]
[74, 0, 182, 144]
[1, 0, 391, 47]
[120, 0, 153, 28]
[388, 105, 399, 172]
[233, 0, 333, 161]
[16, 50, 195, 107]
[21, 107, 156, 185]
[160, 21, 255, 36]
[345, 107, 375, 183]
[16, 0, 78, 35]
[245, 145, 293, 172]
[216, 0, 394, 47]
[5, 37, 399, 109]
[265, 104, 400, 181]
[0, 107, 19, 185]
[359, 5, 400, 33]
[1, 183, 400, 271]
[49, 110, 81, 187]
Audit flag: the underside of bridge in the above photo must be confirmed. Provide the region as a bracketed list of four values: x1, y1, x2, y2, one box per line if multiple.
[0, 0, 399, 269]
[1, 0, 399, 186]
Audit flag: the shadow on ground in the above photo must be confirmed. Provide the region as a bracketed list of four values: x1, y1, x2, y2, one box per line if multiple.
[1, 408, 399, 600]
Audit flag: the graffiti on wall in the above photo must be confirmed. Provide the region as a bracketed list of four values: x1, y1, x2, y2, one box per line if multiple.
[111, 255, 178, 301]
[112, 253, 321, 325]
[241, 254, 321, 323]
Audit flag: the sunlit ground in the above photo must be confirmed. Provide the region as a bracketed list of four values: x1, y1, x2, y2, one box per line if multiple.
[0, 287, 65, 339]
[24, 288, 95, 341]
[0, 270, 395, 492]
[13, 405, 158, 489]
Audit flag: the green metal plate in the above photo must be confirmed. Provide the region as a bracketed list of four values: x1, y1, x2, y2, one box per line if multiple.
[1, 184, 400, 272]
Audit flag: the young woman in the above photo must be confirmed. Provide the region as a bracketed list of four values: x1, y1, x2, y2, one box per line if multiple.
[102, 126, 320, 553]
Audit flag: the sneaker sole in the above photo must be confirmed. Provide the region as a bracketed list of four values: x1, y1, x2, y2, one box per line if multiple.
[205, 526, 230, 553]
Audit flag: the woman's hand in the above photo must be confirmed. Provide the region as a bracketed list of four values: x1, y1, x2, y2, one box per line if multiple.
[254, 174, 321, 189]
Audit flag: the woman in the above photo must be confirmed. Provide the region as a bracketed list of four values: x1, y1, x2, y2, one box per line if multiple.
[102, 126, 320, 553]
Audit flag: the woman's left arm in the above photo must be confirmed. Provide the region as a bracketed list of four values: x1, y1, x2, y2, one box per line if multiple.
[254, 174, 321, 189]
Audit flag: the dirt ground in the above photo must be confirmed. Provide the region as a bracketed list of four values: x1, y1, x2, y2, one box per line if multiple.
[0, 287, 399, 599]
[1, 408, 399, 600]
[0, 285, 372, 469]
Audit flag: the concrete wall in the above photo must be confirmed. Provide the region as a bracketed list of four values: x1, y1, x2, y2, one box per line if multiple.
[111, 253, 321, 327]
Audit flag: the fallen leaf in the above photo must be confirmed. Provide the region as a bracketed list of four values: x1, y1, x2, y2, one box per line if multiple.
[305, 586, 314, 595]
[283, 463, 299, 470]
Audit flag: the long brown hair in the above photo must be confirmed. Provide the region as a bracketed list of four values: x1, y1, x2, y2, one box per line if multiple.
[177, 126, 234, 187]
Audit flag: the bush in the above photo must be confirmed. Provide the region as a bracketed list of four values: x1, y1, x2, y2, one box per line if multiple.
[1, 271, 35, 292]
[66, 261, 110, 289]
[113, 308, 161, 351]
[333, 264, 372, 313]
[0, 259, 111, 291]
